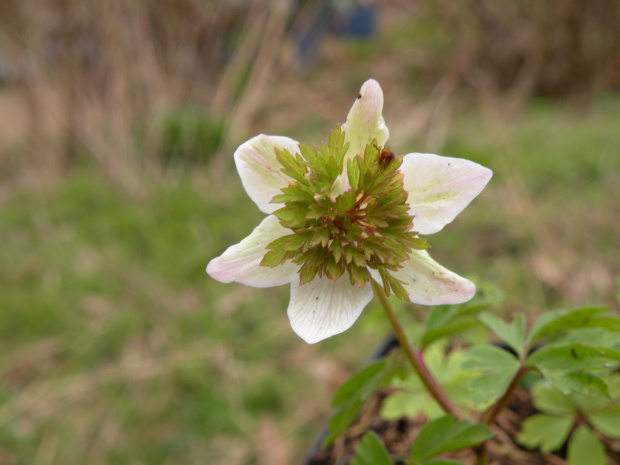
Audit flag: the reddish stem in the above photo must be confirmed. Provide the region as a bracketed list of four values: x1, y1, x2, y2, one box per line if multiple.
[371, 280, 464, 419]
[482, 365, 529, 425]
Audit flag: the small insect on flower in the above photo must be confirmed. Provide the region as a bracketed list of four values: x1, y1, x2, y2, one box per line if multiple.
[378, 146, 396, 166]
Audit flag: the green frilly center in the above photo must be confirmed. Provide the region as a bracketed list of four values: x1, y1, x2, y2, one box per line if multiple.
[260, 126, 429, 300]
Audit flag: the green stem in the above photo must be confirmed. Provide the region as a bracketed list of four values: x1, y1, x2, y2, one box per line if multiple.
[482, 365, 529, 425]
[371, 280, 464, 419]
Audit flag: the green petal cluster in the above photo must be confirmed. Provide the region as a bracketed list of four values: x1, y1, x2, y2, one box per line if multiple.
[260, 126, 428, 300]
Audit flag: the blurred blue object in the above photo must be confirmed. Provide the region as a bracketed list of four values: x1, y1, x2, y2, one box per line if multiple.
[293, 0, 378, 67]
[294, 0, 335, 67]
[341, 3, 377, 38]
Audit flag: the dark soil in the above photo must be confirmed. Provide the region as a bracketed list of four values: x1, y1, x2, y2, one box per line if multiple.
[302, 385, 620, 465]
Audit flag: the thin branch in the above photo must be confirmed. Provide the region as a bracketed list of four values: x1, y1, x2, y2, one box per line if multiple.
[482, 365, 529, 425]
[371, 279, 464, 419]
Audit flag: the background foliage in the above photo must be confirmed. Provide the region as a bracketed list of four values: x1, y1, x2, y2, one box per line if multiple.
[0, 1, 619, 464]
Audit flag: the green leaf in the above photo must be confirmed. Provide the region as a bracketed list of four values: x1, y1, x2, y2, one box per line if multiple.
[422, 320, 481, 349]
[408, 236, 430, 250]
[332, 360, 387, 407]
[298, 262, 318, 285]
[347, 157, 361, 191]
[517, 413, 574, 454]
[526, 343, 620, 398]
[324, 359, 394, 447]
[549, 371, 610, 398]
[583, 314, 620, 332]
[306, 203, 325, 220]
[259, 248, 286, 267]
[462, 345, 520, 372]
[421, 285, 502, 348]
[324, 149, 341, 180]
[283, 233, 306, 251]
[334, 191, 357, 212]
[478, 313, 524, 357]
[350, 432, 393, 465]
[424, 460, 469, 465]
[462, 345, 520, 405]
[558, 327, 620, 348]
[349, 264, 369, 287]
[567, 426, 606, 465]
[526, 343, 620, 397]
[265, 234, 294, 251]
[344, 245, 354, 264]
[275, 148, 307, 183]
[299, 144, 319, 169]
[409, 415, 493, 462]
[527, 343, 620, 372]
[530, 382, 575, 416]
[380, 391, 442, 421]
[573, 374, 620, 411]
[272, 203, 309, 228]
[377, 266, 391, 294]
[310, 228, 330, 247]
[325, 259, 345, 281]
[588, 404, 620, 438]
[271, 183, 314, 203]
[525, 307, 607, 348]
[332, 240, 343, 263]
[328, 125, 343, 153]
[388, 276, 408, 302]
[382, 346, 481, 421]
[325, 398, 365, 447]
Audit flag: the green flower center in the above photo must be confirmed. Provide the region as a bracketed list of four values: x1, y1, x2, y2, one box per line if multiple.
[260, 126, 428, 300]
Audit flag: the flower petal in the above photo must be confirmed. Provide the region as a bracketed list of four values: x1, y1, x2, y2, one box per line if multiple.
[207, 215, 297, 287]
[235, 134, 301, 214]
[401, 153, 492, 235]
[287, 273, 373, 344]
[342, 79, 389, 162]
[392, 250, 475, 305]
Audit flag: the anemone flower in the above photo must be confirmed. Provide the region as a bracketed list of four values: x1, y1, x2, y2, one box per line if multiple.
[207, 79, 492, 344]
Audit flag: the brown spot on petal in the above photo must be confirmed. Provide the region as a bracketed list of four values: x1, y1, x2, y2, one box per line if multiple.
[357, 93, 362, 99]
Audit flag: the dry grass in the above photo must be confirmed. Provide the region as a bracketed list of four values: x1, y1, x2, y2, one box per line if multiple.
[0, 2, 619, 464]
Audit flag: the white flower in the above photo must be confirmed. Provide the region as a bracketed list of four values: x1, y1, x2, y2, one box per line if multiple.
[207, 79, 492, 344]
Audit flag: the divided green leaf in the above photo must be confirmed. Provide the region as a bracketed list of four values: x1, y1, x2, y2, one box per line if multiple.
[567, 426, 606, 465]
[350, 431, 393, 465]
[589, 403, 620, 438]
[324, 359, 394, 447]
[517, 413, 574, 454]
[478, 313, 524, 357]
[525, 307, 608, 348]
[409, 415, 493, 462]
[530, 382, 575, 416]
[558, 327, 620, 348]
[347, 157, 361, 191]
[275, 148, 307, 184]
[381, 347, 480, 421]
[421, 285, 502, 348]
[462, 345, 520, 405]
[260, 248, 286, 267]
[381, 391, 442, 422]
[332, 360, 387, 407]
[526, 343, 620, 397]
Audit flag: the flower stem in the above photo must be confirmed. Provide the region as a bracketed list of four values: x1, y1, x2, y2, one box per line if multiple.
[482, 365, 529, 425]
[371, 280, 464, 419]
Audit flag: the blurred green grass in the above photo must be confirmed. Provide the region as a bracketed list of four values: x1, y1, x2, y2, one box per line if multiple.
[1, 96, 619, 464]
